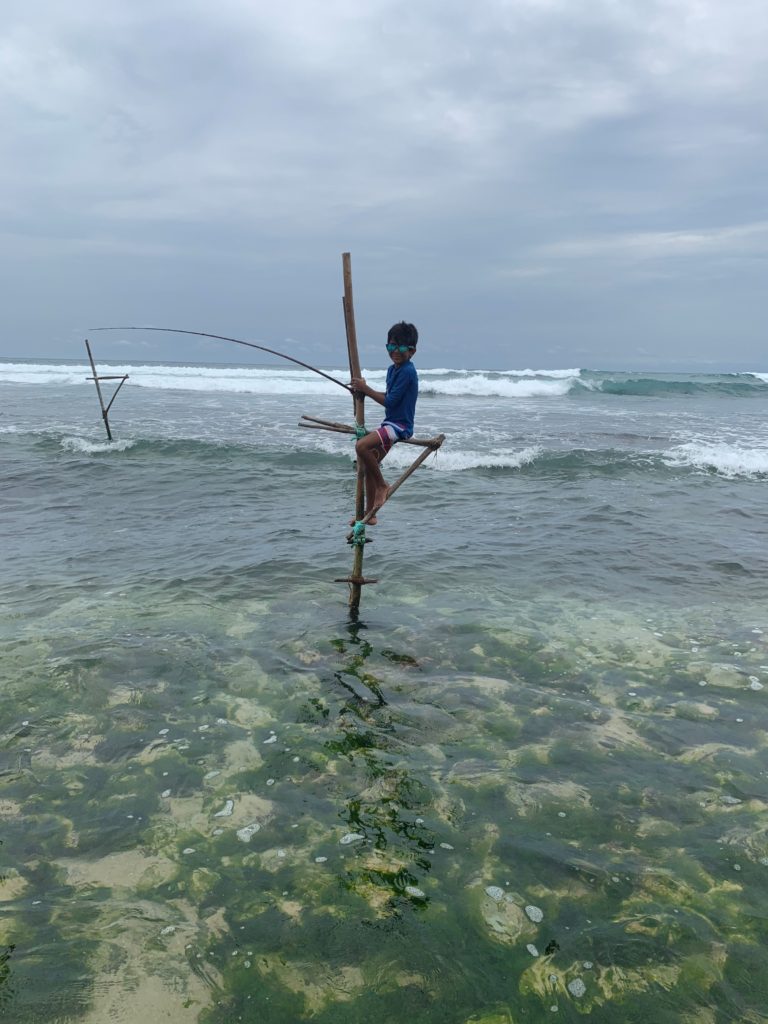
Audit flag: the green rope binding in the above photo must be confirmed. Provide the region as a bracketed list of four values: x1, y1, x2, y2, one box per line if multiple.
[354, 424, 368, 439]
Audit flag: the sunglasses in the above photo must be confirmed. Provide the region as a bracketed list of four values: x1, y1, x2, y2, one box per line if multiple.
[386, 344, 415, 353]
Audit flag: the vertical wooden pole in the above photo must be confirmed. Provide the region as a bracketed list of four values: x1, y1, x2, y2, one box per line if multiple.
[342, 253, 365, 615]
[85, 339, 113, 441]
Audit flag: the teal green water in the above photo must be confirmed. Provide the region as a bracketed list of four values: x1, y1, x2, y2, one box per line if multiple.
[3, 584, 768, 1023]
[2, 364, 768, 1022]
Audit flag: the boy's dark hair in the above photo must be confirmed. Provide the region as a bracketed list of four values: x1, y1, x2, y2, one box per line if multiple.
[387, 321, 418, 348]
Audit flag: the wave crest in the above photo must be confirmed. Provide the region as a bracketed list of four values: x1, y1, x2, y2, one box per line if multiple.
[4, 360, 768, 401]
[60, 436, 136, 454]
[428, 445, 543, 472]
[422, 377, 575, 399]
[663, 442, 768, 478]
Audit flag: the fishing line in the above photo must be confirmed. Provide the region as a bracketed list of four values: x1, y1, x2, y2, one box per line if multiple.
[90, 326, 352, 391]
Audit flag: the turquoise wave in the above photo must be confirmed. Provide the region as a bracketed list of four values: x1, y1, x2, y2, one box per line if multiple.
[581, 372, 768, 398]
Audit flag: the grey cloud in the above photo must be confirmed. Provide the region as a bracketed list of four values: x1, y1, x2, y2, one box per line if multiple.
[0, 0, 766, 369]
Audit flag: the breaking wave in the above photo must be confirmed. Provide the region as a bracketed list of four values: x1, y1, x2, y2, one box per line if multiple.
[3, 359, 768, 400]
[663, 442, 768, 478]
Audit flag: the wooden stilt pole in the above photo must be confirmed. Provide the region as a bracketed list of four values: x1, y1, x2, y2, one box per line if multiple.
[298, 255, 446, 604]
[85, 339, 129, 441]
[85, 339, 112, 441]
[341, 253, 366, 616]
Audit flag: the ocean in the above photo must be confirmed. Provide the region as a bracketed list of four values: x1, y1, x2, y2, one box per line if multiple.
[2, 356, 768, 1023]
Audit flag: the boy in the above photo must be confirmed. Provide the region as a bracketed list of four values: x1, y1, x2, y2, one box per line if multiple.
[350, 321, 418, 525]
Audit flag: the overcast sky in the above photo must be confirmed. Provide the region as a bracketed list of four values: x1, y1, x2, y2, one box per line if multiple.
[1, 0, 766, 370]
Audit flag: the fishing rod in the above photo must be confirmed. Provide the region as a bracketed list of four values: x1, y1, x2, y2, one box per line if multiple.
[90, 326, 352, 391]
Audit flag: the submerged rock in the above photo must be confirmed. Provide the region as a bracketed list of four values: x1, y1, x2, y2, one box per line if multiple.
[485, 885, 505, 902]
[57, 851, 175, 889]
[236, 823, 261, 843]
[404, 885, 426, 899]
[697, 664, 744, 689]
[480, 889, 535, 945]
[254, 954, 365, 1014]
[188, 867, 220, 902]
[0, 870, 28, 901]
[671, 700, 719, 721]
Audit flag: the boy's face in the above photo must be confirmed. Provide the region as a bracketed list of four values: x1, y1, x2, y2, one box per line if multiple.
[386, 343, 416, 367]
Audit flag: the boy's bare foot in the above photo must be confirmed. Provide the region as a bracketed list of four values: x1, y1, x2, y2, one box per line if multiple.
[349, 514, 378, 526]
[374, 485, 389, 510]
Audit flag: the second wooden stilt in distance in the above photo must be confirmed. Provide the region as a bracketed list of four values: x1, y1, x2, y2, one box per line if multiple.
[85, 339, 129, 441]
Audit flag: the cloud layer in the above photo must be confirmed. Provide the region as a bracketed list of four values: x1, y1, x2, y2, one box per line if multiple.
[1, 0, 766, 368]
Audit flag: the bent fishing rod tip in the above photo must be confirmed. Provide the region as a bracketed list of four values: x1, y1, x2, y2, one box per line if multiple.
[86, 325, 351, 391]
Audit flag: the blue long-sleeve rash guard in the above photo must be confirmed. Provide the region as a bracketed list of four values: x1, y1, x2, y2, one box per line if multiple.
[383, 361, 418, 438]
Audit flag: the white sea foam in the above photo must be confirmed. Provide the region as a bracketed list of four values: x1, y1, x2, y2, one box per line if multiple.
[0, 360, 583, 398]
[664, 442, 768, 478]
[500, 367, 581, 379]
[341, 443, 542, 473]
[422, 376, 576, 399]
[748, 372, 768, 383]
[0, 361, 347, 396]
[60, 436, 136, 454]
[424, 367, 581, 379]
[425, 446, 542, 472]
[0, 363, 89, 386]
[122, 365, 345, 396]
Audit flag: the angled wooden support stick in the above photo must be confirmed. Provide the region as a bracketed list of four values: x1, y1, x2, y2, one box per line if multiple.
[85, 339, 129, 441]
[346, 434, 445, 540]
[386, 433, 445, 500]
[298, 414, 355, 438]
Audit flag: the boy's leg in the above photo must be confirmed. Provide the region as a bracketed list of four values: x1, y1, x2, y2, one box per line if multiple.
[354, 431, 390, 522]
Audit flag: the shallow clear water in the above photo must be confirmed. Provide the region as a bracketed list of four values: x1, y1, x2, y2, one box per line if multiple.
[2, 360, 768, 1022]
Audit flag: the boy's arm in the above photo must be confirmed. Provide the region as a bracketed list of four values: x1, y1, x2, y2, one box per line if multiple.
[350, 377, 386, 407]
